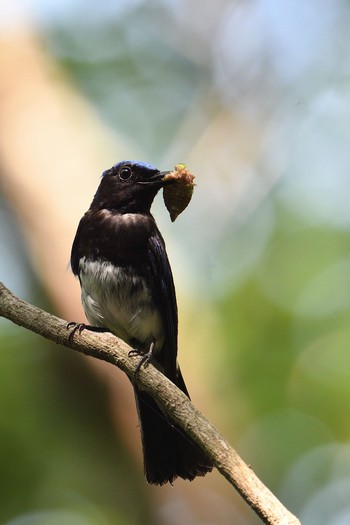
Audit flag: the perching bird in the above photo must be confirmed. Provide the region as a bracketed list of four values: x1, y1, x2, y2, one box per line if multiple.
[69, 160, 213, 484]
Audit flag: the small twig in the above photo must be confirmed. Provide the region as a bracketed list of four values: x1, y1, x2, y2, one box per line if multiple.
[0, 282, 300, 525]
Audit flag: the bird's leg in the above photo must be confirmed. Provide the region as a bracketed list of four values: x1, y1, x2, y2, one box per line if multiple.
[67, 322, 110, 344]
[129, 341, 155, 377]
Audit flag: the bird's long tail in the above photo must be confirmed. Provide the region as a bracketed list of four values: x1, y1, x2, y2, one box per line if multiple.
[134, 368, 213, 485]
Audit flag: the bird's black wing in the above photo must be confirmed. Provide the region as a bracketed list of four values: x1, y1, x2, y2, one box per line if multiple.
[139, 229, 213, 484]
[147, 231, 178, 382]
[70, 216, 85, 276]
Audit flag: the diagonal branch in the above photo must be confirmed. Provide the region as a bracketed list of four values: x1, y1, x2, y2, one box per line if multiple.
[0, 282, 300, 525]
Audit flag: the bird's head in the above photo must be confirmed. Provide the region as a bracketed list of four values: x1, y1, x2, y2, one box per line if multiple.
[90, 160, 171, 214]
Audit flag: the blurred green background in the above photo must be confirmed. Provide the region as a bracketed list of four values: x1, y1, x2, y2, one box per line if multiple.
[1, 1, 350, 524]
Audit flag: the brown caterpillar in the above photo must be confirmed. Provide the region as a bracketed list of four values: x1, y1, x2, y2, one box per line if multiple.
[162, 164, 195, 221]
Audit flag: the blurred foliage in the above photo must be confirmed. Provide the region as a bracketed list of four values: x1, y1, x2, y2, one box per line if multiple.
[44, 3, 207, 158]
[0, 325, 146, 525]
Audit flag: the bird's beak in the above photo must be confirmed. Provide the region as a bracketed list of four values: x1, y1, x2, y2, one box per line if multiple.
[147, 171, 172, 187]
[139, 170, 173, 186]
[158, 170, 174, 186]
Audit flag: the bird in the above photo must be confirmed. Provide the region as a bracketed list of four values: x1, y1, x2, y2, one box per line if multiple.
[69, 160, 213, 485]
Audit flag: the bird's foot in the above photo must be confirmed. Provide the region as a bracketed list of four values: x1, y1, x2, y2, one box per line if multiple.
[67, 322, 109, 344]
[129, 342, 155, 377]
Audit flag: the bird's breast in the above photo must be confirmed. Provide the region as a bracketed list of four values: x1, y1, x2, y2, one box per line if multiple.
[81, 210, 156, 267]
[78, 257, 164, 351]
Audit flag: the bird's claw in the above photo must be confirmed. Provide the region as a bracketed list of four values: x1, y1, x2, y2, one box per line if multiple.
[129, 342, 155, 377]
[67, 322, 87, 344]
[67, 322, 109, 344]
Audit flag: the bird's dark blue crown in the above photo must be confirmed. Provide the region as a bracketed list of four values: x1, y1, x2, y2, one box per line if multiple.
[102, 160, 158, 177]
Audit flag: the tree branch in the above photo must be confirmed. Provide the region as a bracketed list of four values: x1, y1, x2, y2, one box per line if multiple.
[0, 282, 300, 525]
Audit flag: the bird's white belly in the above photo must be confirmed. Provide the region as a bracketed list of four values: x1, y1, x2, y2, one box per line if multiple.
[78, 257, 164, 350]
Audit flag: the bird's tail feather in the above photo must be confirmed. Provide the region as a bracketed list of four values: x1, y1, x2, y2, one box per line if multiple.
[134, 371, 213, 485]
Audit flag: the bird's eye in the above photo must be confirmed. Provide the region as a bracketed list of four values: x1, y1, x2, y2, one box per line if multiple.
[119, 166, 133, 181]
